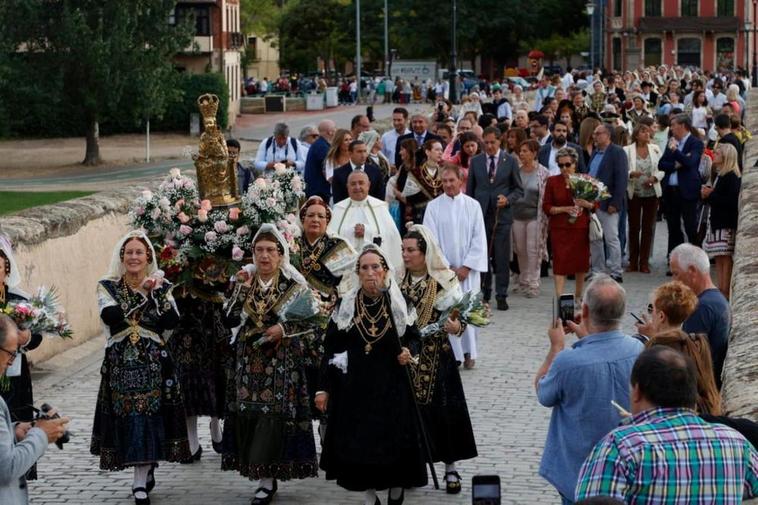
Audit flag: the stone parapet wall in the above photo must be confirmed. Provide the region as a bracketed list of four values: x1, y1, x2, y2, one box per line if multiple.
[721, 88, 758, 421]
[0, 189, 140, 363]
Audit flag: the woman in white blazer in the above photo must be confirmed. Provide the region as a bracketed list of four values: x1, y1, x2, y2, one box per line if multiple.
[624, 122, 664, 273]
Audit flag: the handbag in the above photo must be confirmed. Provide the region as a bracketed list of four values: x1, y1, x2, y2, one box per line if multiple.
[589, 212, 604, 242]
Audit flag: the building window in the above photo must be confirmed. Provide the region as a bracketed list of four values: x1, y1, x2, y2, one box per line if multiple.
[612, 38, 622, 70]
[677, 38, 701, 66]
[717, 37, 735, 69]
[614, 0, 622, 16]
[717, 0, 734, 15]
[645, 0, 661, 16]
[681, 0, 698, 16]
[194, 6, 211, 36]
[644, 38, 662, 66]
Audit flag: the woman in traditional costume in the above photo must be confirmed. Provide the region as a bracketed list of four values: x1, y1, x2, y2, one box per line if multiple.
[318, 244, 427, 505]
[401, 140, 445, 227]
[399, 225, 478, 494]
[221, 224, 319, 505]
[0, 236, 43, 479]
[91, 231, 189, 505]
[292, 197, 356, 429]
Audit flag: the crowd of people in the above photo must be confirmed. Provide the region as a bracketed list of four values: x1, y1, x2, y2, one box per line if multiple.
[1, 63, 757, 505]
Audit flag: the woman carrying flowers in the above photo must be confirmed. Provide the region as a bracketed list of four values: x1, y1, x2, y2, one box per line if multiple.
[221, 224, 320, 505]
[91, 231, 190, 505]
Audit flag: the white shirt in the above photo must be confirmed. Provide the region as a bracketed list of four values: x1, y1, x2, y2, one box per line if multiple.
[253, 137, 306, 174]
[496, 101, 513, 121]
[381, 127, 410, 166]
[548, 143, 562, 176]
[562, 72, 574, 90]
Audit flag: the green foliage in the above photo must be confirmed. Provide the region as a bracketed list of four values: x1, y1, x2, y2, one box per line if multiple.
[240, 0, 280, 39]
[520, 30, 590, 65]
[0, 191, 95, 216]
[155, 72, 230, 131]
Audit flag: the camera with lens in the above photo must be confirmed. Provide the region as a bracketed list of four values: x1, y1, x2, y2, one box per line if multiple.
[33, 403, 71, 450]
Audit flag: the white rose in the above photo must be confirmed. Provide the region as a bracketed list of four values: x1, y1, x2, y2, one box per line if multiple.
[170, 168, 182, 178]
[142, 190, 154, 200]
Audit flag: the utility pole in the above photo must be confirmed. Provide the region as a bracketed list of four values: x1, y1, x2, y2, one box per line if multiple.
[384, 0, 389, 75]
[356, 0, 362, 102]
[448, 0, 457, 103]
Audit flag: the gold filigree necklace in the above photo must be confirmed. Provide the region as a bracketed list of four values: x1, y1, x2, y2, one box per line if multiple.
[300, 236, 326, 276]
[119, 278, 144, 345]
[401, 273, 438, 327]
[354, 291, 391, 354]
[249, 271, 281, 327]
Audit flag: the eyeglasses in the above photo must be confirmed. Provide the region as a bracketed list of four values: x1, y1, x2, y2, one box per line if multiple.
[0, 346, 18, 361]
[557, 162, 573, 168]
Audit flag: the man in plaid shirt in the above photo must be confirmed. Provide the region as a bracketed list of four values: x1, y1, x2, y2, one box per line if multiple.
[576, 346, 758, 503]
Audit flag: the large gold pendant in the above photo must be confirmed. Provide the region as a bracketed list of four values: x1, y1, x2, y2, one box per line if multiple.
[129, 321, 140, 345]
[368, 323, 378, 335]
[364, 343, 372, 354]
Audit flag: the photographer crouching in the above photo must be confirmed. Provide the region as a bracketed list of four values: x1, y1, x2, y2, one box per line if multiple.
[0, 314, 69, 504]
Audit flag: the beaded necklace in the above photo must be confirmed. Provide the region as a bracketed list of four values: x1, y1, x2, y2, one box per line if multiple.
[401, 272, 438, 328]
[354, 291, 391, 354]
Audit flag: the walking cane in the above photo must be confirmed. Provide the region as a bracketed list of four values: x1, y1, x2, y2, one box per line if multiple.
[383, 290, 440, 490]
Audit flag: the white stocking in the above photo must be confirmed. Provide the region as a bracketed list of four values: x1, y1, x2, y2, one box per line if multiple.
[255, 478, 274, 498]
[133, 465, 150, 498]
[209, 416, 222, 443]
[364, 489, 377, 505]
[389, 487, 403, 499]
[445, 462, 459, 480]
[186, 415, 199, 454]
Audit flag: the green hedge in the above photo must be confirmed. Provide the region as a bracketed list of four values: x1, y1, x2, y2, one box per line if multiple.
[155, 72, 230, 132]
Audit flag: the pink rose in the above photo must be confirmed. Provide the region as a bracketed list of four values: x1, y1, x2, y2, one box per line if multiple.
[200, 199, 212, 211]
[175, 198, 186, 210]
[183, 179, 194, 189]
[177, 212, 190, 224]
[236, 225, 250, 236]
[135, 206, 145, 216]
[229, 207, 241, 221]
[197, 209, 208, 222]
[204, 231, 218, 243]
[232, 245, 244, 261]
[254, 178, 267, 188]
[266, 197, 277, 208]
[179, 225, 192, 235]
[286, 213, 297, 224]
[214, 221, 229, 234]
[151, 207, 161, 220]
[292, 176, 303, 192]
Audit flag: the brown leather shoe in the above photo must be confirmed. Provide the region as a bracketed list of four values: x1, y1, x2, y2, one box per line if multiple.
[625, 265, 638, 273]
[463, 357, 476, 369]
[639, 265, 651, 273]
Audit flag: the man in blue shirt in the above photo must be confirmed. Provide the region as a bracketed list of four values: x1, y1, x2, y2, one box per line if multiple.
[535, 275, 643, 504]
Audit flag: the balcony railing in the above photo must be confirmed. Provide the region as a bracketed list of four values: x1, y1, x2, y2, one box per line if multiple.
[229, 32, 244, 49]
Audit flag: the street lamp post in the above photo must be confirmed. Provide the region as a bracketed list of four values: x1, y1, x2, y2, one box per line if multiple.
[356, 0, 362, 102]
[384, 0, 389, 75]
[586, 1, 596, 70]
[753, 0, 758, 86]
[449, 0, 457, 104]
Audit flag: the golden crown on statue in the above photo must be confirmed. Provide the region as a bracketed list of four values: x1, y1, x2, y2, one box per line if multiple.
[197, 93, 220, 126]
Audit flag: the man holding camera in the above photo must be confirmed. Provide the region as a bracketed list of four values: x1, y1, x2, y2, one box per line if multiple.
[534, 276, 642, 504]
[0, 314, 69, 504]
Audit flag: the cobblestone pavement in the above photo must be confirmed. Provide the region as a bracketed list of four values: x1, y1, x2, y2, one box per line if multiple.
[28, 226, 671, 505]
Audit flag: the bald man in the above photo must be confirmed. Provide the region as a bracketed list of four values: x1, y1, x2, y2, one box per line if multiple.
[305, 119, 337, 200]
[328, 170, 403, 270]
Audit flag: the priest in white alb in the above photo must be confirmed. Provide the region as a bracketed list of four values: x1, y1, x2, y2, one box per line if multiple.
[328, 170, 403, 271]
[423, 164, 488, 369]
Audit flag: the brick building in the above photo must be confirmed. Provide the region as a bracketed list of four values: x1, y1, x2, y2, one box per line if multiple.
[599, 0, 751, 71]
[173, 0, 243, 126]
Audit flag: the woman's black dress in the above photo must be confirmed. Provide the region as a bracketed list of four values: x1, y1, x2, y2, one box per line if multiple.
[169, 283, 232, 419]
[320, 299, 428, 491]
[90, 279, 190, 470]
[401, 273, 478, 464]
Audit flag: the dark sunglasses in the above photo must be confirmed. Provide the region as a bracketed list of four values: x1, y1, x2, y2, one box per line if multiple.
[557, 162, 574, 168]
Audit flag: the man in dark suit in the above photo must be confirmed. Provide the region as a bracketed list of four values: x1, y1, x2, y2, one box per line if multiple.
[394, 113, 443, 167]
[467, 126, 524, 310]
[538, 120, 587, 176]
[588, 123, 629, 283]
[659, 113, 704, 255]
[331, 140, 386, 204]
[529, 115, 551, 146]
[304, 119, 336, 201]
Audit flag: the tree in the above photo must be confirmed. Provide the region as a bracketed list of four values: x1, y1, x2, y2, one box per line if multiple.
[1, 0, 193, 165]
[521, 30, 590, 68]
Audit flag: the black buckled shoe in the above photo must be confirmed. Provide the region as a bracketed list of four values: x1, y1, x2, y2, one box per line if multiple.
[445, 471, 462, 494]
[212, 440, 223, 454]
[250, 480, 278, 505]
[387, 488, 404, 505]
[180, 445, 202, 464]
[132, 487, 150, 505]
[146, 464, 157, 493]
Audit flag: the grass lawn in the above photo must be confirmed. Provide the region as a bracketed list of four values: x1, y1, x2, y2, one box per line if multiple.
[0, 191, 95, 216]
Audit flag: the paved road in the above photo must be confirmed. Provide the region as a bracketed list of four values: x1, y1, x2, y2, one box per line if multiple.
[26, 226, 671, 504]
[2, 103, 428, 191]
